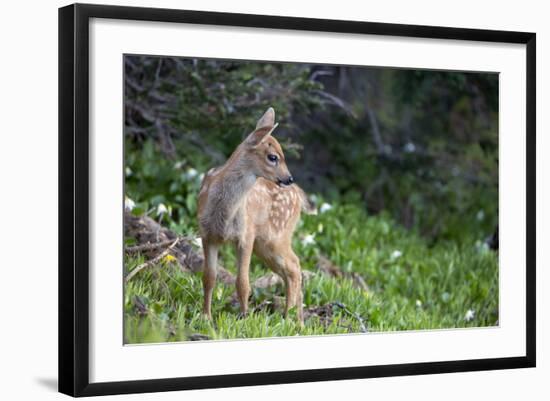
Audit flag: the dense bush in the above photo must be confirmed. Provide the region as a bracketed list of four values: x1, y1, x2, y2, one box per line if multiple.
[125, 56, 498, 244]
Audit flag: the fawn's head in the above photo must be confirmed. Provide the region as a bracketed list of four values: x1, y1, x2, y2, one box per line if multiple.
[240, 108, 294, 186]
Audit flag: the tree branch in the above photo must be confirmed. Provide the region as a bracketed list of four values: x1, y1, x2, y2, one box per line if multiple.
[125, 238, 180, 283]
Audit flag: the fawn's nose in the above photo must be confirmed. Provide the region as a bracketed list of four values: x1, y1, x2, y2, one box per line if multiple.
[283, 175, 294, 186]
[277, 175, 294, 186]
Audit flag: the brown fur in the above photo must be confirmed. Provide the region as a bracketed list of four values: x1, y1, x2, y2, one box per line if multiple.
[197, 108, 311, 324]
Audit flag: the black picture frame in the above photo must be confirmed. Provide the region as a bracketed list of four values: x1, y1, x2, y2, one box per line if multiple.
[58, 3, 536, 397]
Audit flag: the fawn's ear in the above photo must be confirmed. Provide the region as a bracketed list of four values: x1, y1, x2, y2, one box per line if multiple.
[255, 107, 275, 130]
[244, 107, 277, 146]
[244, 123, 279, 147]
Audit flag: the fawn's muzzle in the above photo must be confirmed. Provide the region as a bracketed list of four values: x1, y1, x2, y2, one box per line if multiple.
[278, 175, 294, 186]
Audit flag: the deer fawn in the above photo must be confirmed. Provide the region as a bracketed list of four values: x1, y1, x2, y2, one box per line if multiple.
[198, 107, 313, 324]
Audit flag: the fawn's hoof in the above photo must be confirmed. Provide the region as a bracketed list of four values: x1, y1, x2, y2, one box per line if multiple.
[237, 311, 249, 320]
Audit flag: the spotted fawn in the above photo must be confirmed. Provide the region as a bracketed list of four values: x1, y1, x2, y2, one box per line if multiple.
[197, 107, 314, 324]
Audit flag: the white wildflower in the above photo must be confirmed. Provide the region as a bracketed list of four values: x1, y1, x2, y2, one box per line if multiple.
[124, 196, 135, 211]
[174, 161, 185, 169]
[390, 250, 402, 260]
[125, 166, 132, 177]
[464, 309, 475, 322]
[301, 233, 316, 247]
[156, 203, 168, 216]
[416, 299, 422, 308]
[185, 168, 198, 180]
[198, 173, 205, 182]
[476, 210, 485, 221]
[404, 142, 416, 153]
[319, 202, 333, 213]
[192, 237, 203, 248]
[345, 261, 353, 271]
[475, 240, 490, 253]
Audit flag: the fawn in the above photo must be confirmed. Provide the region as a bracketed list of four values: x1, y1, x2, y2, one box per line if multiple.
[197, 107, 314, 324]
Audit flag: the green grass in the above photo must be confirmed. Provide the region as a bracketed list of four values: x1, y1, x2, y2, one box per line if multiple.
[124, 200, 498, 343]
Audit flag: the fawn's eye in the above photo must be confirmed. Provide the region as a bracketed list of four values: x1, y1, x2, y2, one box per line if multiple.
[267, 154, 278, 163]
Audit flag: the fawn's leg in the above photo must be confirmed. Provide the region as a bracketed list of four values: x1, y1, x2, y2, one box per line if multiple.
[236, 236, 254, 316]
[253, 240, 304, 325]
[283, 251, 304, 325]
[202, 240, 219, 320]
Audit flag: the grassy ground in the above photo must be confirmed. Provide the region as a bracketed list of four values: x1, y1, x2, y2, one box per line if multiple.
[124, 200, 498, 343]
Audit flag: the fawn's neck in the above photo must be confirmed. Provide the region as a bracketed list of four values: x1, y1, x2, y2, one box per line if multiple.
[219, 161, 256, 207]
[210, 148, 257, 233]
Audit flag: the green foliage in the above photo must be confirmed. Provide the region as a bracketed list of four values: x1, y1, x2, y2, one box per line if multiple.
[125, 139, 204, 232]
[170, 60, 323, 151]
[125, 57, 498, 242]
[297, 68, 498, 241]
[124, 198, 498, 342]
[125, 56, 324, 161]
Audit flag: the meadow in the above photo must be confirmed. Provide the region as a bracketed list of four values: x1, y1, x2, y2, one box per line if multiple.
[124, 176, 498, 343]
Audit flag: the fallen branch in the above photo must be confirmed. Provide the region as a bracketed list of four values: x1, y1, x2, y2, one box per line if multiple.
[125, 238, 179, 283]
[124, 211, 237, 285]
[316, 255, 370, 292]
[125, 238, 178, 253]
[253, 273, 283, 289]
[124, 211, 204, 273]
[332, 302, 368, 333]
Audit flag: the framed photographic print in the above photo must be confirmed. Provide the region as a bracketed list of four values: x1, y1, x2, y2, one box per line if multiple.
[58, 3, 536, 397]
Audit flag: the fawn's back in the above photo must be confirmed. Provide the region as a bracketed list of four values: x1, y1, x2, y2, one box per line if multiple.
[198, 169, 311, 245]
[245, 177, 308, 243]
